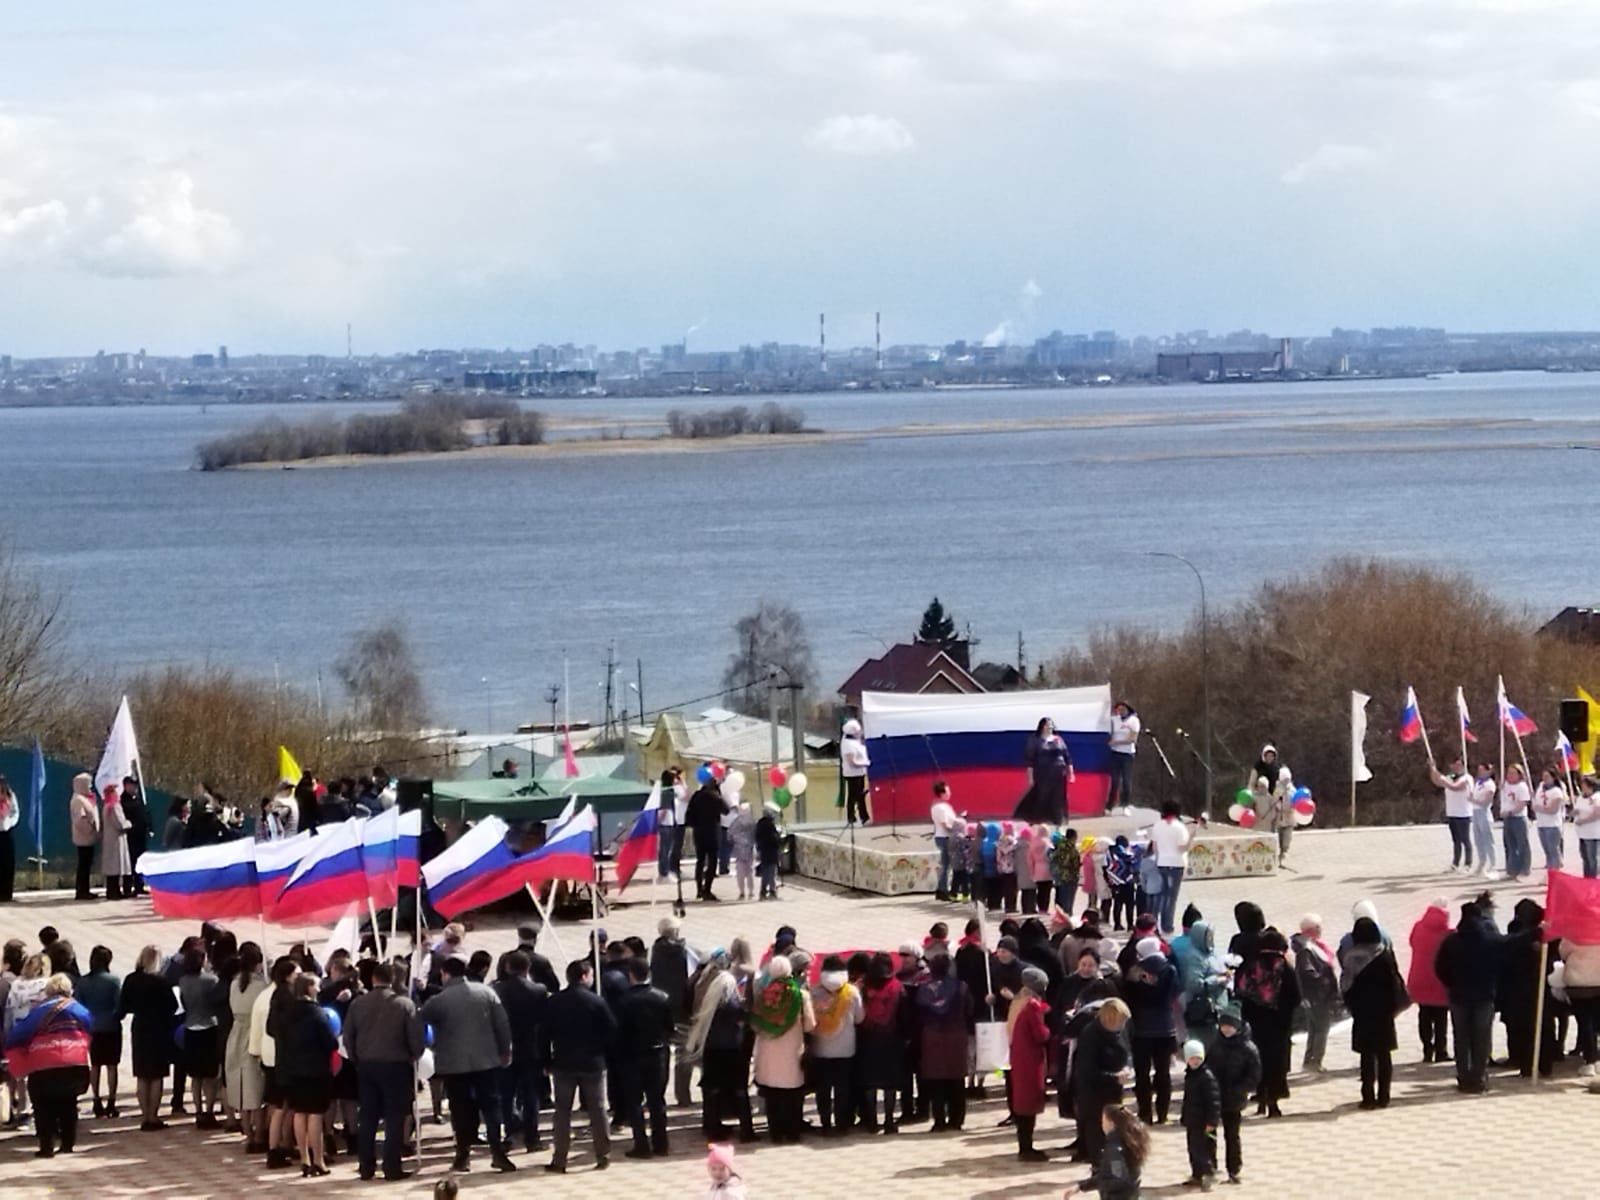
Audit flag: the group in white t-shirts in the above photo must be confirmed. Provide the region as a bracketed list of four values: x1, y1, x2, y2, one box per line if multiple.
[1428, 755, 1600, 880]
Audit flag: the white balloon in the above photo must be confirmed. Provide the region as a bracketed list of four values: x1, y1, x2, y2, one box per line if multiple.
[725, 770, 747, 794]
[787, 772, 808, 797]
[416, 1048, 435, 1083]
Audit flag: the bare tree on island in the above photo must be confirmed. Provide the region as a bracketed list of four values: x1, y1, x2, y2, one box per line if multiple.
[721, 600, 818, 717]
[336, 621, 428, 734]
[0, 541, 70, 737]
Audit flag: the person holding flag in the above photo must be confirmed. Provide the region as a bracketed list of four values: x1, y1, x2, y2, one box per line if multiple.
[1575, 778, 1600, 879]
[1500, 764, 1533, 881]
[1428, 757, 1474, 874]
[1468, 763, 1498, 881]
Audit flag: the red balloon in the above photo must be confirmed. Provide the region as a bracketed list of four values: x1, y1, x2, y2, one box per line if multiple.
[710, 761, 727, 780]
[330, 1048, 343, 1075]
[1238, 808, 1258, 829]
[768, 766, 787, 787]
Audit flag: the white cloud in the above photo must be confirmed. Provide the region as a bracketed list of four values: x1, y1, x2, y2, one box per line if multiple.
[804, 113, 915, 156]
[1281, 143, 1382, 186]
[76, 174, 243, 278]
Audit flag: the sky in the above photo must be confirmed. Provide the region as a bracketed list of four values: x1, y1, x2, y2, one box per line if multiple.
[4, 0, 1600, 356]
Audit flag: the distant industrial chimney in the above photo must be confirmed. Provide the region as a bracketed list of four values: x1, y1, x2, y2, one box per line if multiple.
[820, 312, 828, 372]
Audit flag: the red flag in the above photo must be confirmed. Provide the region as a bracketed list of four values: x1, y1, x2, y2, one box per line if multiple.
[1544, 869, 1600, 943]
[562, 725, 580, 778]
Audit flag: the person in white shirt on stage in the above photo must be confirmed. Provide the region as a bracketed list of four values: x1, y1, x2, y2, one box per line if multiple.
[1148, 803, 1192, 936]
[841, 720, 871, 826]
[1427, 756, 1473, 873]
[1499, 764, 1532, 880]
[929, 783, 962, 901]
[1107, 702, 1141, 814]
[1468, 763, 1498, 881]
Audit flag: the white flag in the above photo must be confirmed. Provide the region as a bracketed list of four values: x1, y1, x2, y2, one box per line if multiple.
[321, 906, 362, 964]
[1351, 690, 1374, 783]
[95, 695, 141, 798]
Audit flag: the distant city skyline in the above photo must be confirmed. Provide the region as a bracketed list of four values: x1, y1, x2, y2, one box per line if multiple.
[5, 3, 1600, 355]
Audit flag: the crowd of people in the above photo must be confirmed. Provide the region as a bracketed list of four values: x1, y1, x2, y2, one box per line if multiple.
[0, 866, 1585, 1197]
[1428, 755, 1600, 880]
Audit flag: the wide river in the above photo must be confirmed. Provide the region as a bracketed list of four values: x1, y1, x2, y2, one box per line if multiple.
[3, 372, 1598, 732]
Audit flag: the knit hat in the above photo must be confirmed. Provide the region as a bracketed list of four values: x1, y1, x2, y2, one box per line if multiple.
[707, 1142, 736, 1171]
[1183, 1039, 1206, 1063]
[1021, 966, 1049, 995]
[1135, 936, 1163, 961]
[1217, 1004, 1242, 1029]
[996, 936, 1019, 955]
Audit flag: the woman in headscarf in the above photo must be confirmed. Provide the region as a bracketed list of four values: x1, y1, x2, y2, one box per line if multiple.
[1233, 928, 1299, 1117]
[1291, 915, 1338, 1073]
[1007, 965, 1053, 1161]
[1247, 746, 1293, 866]
[69, 774, 100, 901]
[1017, 718, 1074, 825]
[856, 953, 905, 1134]
[749, 956, 814, 1144]
[1340, 916, 1408, 1109]
[914, 953, 971, 1132]
[809, 954, 861, 1134]
[1227, 902, 1267, 971]
[686, 949, 755, 1142]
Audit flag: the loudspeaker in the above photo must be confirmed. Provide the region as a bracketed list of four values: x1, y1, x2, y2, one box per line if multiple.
[1560, 699, 1590, 746]
[396, 777, 433, 817]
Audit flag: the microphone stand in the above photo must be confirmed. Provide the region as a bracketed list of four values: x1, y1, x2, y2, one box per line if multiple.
[1144, 730, 1178, 779]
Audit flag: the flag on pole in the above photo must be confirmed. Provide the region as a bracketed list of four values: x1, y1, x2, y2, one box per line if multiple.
[448, 807, 600, 917]
[1545, 869, 1600, 944]
[562, 727, 580, 778]
[256, 831, 313, 920]
[278, 745, 304, 786]
[421, 816, 513, 919]
[544, 795, 577, 833]
[1398, 687, 1424, 743]
[322, 906, 363, 963]
[1351, 691, 1373, 782]
[1557, 731, 1581, 774]
[1577, 685, 1600, 775]
[1455, 687, 1478, 743]
[614, 784, 662, 891]
[397, 808, 422, 888]
[271, 818, 368, 925]
[27, 738, 46, 863]
[361, 807, 402, 909]
[94, 696, 140, 798]
[1497, 680, 1538, 736]
[137, 839, 262, 919]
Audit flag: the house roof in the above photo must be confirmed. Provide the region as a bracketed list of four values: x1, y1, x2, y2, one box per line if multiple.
[1539, 607, 1600, 643]
[650, 708, 834, 766]
[837, 642, 985, 699]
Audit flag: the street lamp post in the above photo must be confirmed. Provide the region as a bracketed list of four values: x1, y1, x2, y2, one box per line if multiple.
[482, 676, 493, 778]
[1147, 552, 1212, 812]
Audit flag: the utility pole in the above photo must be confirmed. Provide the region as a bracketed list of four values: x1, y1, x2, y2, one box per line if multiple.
[768, 671, 781, 768]
[1017, 631, 1026, 676]
[636, 658, 645, 725]
[603, 641, 616, 742]
[545, 684, 561, 735]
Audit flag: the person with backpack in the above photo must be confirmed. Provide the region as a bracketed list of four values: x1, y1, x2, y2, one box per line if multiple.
[1340, 916, 1409, 1109]
[1208, 1005, 1260, 1186]
[1291, 915, 1338, 1073]
[1233, 928, 1298, 1117]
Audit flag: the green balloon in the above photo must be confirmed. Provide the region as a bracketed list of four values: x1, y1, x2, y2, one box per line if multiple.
[1234, 788, 1254, 807]
[774, 786, 792, 807]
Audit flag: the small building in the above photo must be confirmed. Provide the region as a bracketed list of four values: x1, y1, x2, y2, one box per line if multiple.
[836, 642, 986, 711]
[635, 708, 838, 823]
[1538, 607, 1600, 643]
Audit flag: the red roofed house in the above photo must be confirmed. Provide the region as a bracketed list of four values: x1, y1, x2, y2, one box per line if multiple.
[837, 642, 986, 712]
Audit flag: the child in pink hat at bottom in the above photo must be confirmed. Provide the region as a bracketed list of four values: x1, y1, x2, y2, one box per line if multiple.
[705, 1142, 748, 1199]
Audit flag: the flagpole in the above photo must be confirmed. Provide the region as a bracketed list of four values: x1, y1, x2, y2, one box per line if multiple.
[1418, 712, 1436, 769]
[1531, 939, 1550, 1087]
[525, 883, 572, 965]
[1457, 687, 1470, 771]
[1350, 692, 1359, 827]
[367, 896, 385, 960]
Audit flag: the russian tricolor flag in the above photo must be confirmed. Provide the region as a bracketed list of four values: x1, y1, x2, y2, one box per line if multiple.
[1498, 678, 1538, 737]
[138, 838, 262, 920]
[1398, 686, 1424, 744]
[1455, 687, 1478, 743]
[614, 784, 661, 892]
[421, 817, 514, 920]
[491, 806, 597, 899]
[397, 808, 421, 888]
[272, 818, 369, 926]
[1558, 731, 1580, 773]
[256, 831, 313, 920]
[362, 808, 402, 909]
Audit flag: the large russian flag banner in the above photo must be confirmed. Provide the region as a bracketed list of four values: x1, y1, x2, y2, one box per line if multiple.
[861, 685, 1114, 823]
[138, 838, 262, 920]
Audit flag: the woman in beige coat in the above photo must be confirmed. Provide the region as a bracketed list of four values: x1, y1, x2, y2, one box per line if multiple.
[69, 774, 100, 900]
[749, 956, 815, 1144]
[100, 785, 132, 900]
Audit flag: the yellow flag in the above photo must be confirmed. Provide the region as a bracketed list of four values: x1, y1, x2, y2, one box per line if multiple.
[278, 745, 304, 785]
[1577, 687, 1600, 775]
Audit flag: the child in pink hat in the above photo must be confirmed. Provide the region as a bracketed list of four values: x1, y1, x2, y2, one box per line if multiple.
[705, 1142, 747, 1198]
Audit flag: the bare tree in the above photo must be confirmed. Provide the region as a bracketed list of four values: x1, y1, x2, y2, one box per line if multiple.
[0, 540, 70, 736]
[721, 599, 818, 716]
[335, 621, 427, 733]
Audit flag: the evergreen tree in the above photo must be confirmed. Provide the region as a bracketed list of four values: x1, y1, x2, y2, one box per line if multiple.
[918, 596, 957, 645]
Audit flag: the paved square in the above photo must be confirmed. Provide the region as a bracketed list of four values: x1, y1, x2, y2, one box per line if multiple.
[1, 823, 1593, 1199]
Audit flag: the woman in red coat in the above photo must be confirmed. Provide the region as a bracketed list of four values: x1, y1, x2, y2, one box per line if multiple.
[1405, 900, 1452, 1063]
[1007, 966, 1053, 1161]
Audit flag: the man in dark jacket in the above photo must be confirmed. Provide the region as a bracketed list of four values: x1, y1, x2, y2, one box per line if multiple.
[492, 951, 550, 1154]
[421, 957, 515, 1173]
[1435, 899, 1535, 1093]
[544, 960, 616, 1173]
[120, 776, 150, 896]
[346, 962, 425, 1181]
[1208, 1006, 1260, 1185]
[685, 780, 726, 901]
[515, 923, 563, 994]
[1122, 937, 1178, 1125]
[615, 957, 674, 1158]
[649, 917, 696, 1106]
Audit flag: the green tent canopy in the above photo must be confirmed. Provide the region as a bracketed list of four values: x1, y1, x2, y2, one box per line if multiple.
[430, 774, 651, 825]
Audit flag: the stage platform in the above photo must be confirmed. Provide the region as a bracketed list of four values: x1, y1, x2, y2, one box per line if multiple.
[790, 814, 1278, 897]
